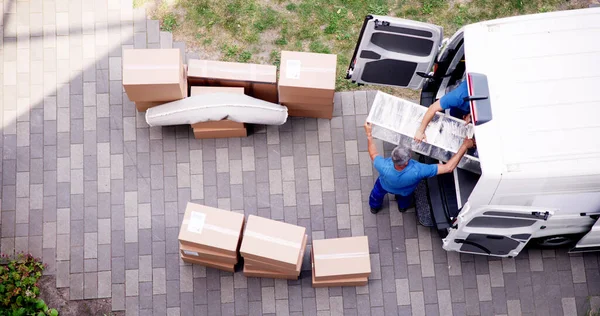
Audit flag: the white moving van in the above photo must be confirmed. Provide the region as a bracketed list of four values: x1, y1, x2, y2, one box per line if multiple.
[347, 7, 600, 257]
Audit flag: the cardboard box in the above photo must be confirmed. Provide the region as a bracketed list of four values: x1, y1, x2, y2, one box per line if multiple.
[311, 250, 367, 287]
[123, 49, 187, 103]
[286, 106, 333, 119]
[187, 59, 278, 103]
[278, 51, 337, 117]
[180, 242, 238, 265]
[193, 127, 248, 139]
[178, 202, 245, 257]
[312, 236, 371, 281]
[243, 264, 299, 280]
[243, 234, 307, 275]
[240, 215, 306, 271]
[181, 254, 235, 273]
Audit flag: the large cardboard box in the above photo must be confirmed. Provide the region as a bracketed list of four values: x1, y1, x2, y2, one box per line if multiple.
[187, 59, 278, 103]
[123, 49, 187, 103]
[278, 51, 337, 118]
[312, 236, 371, 281]
[311, 250, 367, 287]
[240, 215, 306, 271]
[189, 86, 248, 139]
[181, 254, 235, 273]
[178, 202, 245, 257]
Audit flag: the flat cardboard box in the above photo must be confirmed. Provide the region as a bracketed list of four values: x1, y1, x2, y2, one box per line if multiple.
[278, 51, 337, 108]
[312, 236, 371, 281]
[180, 242, 238, 265]
[193, 127, 247, 139]
[243, 264, 299, 280]
[123, 49, 187, 102]
[190, 86, 245, 96]
[240, 215, 306, 271]
[178, 202, 245, 257]
[187, 59, 278, 103]
[311, 251, 367, 287]
[181, 254, 235, 273]
[243, 234, 307, 275]
[285, 105, 333, 119]
[189, 86, 247, 132]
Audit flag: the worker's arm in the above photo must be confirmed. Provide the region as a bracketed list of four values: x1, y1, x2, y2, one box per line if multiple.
[364, 122, 379, 161]
[414, 100, 443, 143]
[437, 138, 475, 174]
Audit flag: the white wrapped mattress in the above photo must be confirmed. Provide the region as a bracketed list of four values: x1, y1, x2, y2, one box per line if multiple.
[145, 93, 289, 126]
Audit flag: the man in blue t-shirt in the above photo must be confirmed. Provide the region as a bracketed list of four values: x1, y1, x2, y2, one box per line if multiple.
[365, 122, 474, 213]
[414, 80, 471, 143]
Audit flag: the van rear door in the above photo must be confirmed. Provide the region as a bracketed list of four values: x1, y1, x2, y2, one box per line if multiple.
[571, 219, 600, 253]
[443, 206, 554, 257]
[347, 15, 443, 89]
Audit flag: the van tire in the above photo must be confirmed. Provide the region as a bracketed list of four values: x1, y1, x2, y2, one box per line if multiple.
[531, 235, 580, 248]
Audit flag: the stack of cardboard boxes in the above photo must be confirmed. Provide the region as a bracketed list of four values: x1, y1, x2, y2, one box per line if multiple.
[123, 48, 339, 140]
[278, 51, 338, 119]
[122, 49, 188, 112]
[311, 236, 371, 287]
[178, 202, 245, 272]
[240, 215, 307, 280]
[189, 87, 248, 139]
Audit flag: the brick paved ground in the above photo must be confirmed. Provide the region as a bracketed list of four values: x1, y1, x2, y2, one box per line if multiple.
[1, 0, 600, 315]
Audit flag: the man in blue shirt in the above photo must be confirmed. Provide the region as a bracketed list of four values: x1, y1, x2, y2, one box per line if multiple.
[414, 80, 471, 143]
[365, 122, 474, 213]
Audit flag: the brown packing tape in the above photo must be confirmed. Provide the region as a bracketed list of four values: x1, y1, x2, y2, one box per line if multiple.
[181, 254, 235, 273]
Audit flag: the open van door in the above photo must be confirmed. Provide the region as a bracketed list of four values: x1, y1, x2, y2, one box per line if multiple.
[570, 220, 600, 253]
[347, 15, 443, 90]
[443, 206, 554, 257]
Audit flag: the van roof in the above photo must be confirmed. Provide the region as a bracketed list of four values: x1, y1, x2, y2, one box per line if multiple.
[464, 7, 600, 178]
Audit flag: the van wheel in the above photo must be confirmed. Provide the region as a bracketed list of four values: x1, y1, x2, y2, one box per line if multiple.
[531, 235, 579, 248]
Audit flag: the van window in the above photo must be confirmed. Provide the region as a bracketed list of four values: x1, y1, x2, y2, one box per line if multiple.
[371, 33, 433, 57]
[466, 216, 535, 228]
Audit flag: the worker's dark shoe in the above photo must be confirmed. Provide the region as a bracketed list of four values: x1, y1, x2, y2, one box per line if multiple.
[370, 207, 382, 214]
[398, 208, 409, 213]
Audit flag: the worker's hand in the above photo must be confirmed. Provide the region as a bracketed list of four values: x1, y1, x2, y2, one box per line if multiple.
[463, 113, 472, 125]
[462, 137, 476, 149]
[414, 130, 427, 143]
[364, 122, 373, 138]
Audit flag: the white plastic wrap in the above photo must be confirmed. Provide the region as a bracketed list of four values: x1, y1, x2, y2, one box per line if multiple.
[367, 91, 480, 174]
[145, 93, 289, 127]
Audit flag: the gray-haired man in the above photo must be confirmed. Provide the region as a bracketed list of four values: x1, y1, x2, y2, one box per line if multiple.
[364, 122, 474, 213]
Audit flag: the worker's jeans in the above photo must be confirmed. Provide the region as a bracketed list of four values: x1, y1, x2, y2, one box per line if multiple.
[369, 177, 412, 210]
